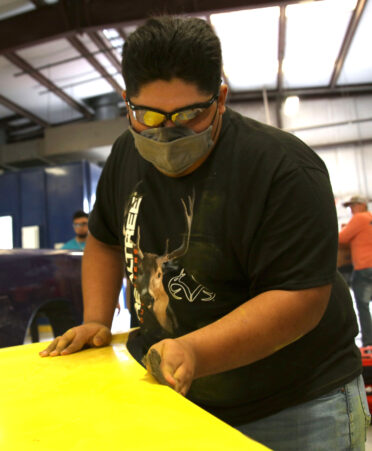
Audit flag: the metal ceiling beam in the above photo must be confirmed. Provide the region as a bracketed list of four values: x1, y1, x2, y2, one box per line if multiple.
[0, 115, 20, 126]
[227, 83, 372, 102]
[38, 71, 121, 94]
[116, 29, 128, 41]
[312, 137, 372, 151]
[87, 31, 122, 74]
[0, 94, 49, 127]
[330, 0, 367, 88]
[277, 5, 286, 95]
[7, 123, 38, 132]
[4, 52, 94, 119]
[29, 0, 48, 7]
[67, 36, 123, 95]
[8, 128, 45, 142]
[14, 45, 122, 77]
[275, 5, 287, 129]
[286, 116, 372, 133]
[0, 0, 301, 54]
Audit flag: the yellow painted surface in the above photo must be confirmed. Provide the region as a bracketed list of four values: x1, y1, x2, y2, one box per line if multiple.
[0, 333, 270, 451]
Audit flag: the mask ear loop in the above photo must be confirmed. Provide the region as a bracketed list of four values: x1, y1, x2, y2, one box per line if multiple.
[209, 99, 221, 141]
[125, 98, 133, 126]
[127, 113, 133, 127]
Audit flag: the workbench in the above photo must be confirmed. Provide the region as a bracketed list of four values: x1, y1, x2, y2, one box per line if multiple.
[0, 332, 269, 450]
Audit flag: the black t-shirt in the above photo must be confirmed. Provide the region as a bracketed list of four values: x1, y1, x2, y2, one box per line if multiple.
[89, 108, 361, 425]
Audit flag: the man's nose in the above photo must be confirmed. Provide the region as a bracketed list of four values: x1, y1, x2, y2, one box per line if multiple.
[163, 119, 176, 127]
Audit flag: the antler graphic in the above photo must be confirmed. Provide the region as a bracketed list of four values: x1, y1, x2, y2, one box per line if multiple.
[161, 191, 195, 264]
[127, 192, 195, 334]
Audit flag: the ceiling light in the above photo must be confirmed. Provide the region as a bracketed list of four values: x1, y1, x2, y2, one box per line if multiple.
[283, 96, 300, 117]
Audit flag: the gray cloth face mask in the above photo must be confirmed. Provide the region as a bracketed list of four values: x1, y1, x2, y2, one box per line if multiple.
[129, 124, 214, 176]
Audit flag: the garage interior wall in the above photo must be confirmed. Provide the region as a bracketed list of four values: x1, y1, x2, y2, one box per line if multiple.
[232, 93, 372, 224]
[0, 0, 371, 240]
[0, 161, 102, 248]
[1, 93, 371, 230]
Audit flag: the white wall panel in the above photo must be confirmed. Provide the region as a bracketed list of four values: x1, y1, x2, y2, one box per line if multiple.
[282, 95, 372, 147]
[316, 142, 372, 222]
[229, 101, 277, 126]
[317, 147, 363, 196]
[232, 94, 372, 222]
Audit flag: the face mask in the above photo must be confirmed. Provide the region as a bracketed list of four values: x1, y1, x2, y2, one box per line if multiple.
[129, 124, 215, 176]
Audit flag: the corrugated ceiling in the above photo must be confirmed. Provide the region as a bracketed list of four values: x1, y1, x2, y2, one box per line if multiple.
[0, 0, 371, 144]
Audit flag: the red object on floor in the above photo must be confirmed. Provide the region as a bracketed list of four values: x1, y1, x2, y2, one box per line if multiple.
[361, 346, 372, 413]
[361, 346, 372, 363]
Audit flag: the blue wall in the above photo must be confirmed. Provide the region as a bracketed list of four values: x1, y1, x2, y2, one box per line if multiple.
[20, 168, 47, 247]
[0, 161, 102, 249]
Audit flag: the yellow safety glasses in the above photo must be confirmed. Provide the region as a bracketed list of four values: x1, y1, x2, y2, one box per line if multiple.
[126, 93, 218, 127]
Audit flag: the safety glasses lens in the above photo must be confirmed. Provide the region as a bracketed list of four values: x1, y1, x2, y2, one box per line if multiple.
[141, 110, 165, 127]
[131, 100, 214, 127]
[171, 108, 204, 125]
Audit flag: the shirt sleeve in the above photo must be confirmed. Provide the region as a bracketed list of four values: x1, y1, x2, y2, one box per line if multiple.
[339, 215, 361, 244]
[246, 166, 338, 295]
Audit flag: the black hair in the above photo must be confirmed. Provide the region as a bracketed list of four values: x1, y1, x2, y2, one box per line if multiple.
[122, 16, 222, 98]
[73, 210, 88, 220]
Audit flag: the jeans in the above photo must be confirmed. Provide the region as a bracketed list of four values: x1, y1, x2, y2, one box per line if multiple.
[236, 375, 370, 451]
[352, 268, 372, 346]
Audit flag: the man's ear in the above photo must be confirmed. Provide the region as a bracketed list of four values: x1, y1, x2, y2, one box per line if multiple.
[122, 90, 130, 119]
[218, 84, 228, 114]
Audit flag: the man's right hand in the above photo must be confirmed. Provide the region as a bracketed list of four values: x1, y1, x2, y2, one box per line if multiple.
[39, 322, 112, 357]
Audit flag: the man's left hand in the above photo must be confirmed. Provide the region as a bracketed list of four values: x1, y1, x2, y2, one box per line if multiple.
[144, 338, 196, 396]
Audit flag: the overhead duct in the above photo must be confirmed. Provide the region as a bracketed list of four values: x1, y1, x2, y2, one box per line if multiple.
[0, 116, 129, 169]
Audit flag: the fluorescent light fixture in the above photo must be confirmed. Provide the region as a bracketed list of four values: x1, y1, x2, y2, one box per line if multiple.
[45, 168, 68, 176]
[83, 198, 90, 213]
[283, 96, 300, 117]
[90, 193, 96, 209]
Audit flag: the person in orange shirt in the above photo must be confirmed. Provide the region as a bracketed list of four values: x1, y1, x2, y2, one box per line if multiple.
[339, 195, 372, 346]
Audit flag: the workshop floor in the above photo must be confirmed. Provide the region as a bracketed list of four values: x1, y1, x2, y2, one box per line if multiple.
[367, 427, 372, 450]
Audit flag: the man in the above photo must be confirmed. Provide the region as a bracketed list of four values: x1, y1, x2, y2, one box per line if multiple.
[40, 17, 369, 449]
[339, 195, 372, 347]
[61, 210, 89, 251]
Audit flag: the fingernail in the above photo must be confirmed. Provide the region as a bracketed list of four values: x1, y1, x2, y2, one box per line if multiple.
[95, 338, 102, 345]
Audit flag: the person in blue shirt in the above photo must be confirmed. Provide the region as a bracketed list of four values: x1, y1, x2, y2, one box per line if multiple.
[61, 210, 89, 251]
